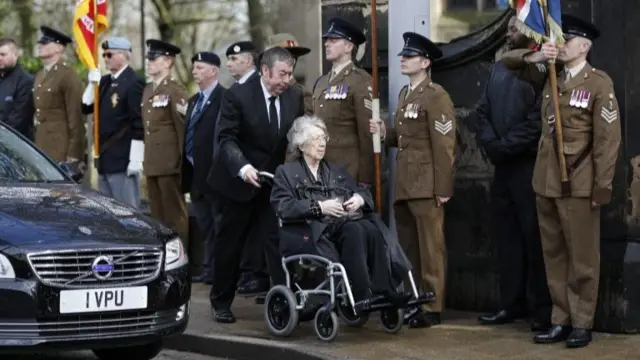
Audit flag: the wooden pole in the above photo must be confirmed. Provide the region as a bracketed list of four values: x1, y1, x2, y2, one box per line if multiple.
[540, 0, 570, 195]
[92, 0, 100, 159]
[370, 0, 383, 213]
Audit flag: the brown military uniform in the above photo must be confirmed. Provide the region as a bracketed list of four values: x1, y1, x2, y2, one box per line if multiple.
[141, 75, 190, 245]
[503, 49, 621, 329]
[33, 60, 85, 162]
[385, 77, 456, 312]
[312, 62, 373, 184]
[290, 78, 313, 115]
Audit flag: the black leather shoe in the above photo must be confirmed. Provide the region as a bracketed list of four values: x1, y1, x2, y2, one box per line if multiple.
[409, 311, 440, 328]
[404, 306, 420, 325]
[566, 328, 592, 348]
[533, 324, 572, 344]
[192, 274, 212, 285]
[237, 278, 270, 295]
[236, 272, 251, 287]
[478, 310, 523, 325]
[531, 319, 552, 332]
[213, 308, 236, 324]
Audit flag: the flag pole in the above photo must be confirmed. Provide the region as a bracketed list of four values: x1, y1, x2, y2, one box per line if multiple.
[369, 0, 383, 213]
[539, 0, 570, 195]
[92, 0, 100, 159]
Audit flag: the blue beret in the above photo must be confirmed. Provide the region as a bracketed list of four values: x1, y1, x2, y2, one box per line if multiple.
[102, 37, 132, 51]
[192, 52, 221, 67]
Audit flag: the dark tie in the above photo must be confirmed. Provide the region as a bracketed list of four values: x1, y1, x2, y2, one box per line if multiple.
[268, 96, 279, 138]
[185, 92, 205, 160]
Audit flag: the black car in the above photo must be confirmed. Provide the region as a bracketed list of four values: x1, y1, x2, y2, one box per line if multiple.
[0, 122, 191, 359]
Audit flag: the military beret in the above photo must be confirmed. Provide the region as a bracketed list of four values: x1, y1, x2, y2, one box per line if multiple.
[225, 41, 256, 57]
[38, 26, 72, 46]
[102, 37, 132, 51]
[398, 32, 443, 59]
[322, 17, 366, 46]
[192, 51, 221, 67]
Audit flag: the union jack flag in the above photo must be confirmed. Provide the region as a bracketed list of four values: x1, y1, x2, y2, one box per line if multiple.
[510, 0, 564, 45]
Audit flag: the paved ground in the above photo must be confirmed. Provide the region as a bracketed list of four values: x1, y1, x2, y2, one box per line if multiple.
[11, 349, 225, 359]
[186, 283, 639, 360]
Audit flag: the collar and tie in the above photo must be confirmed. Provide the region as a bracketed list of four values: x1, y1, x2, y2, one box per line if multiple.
[185, 92, 206, 161]
[565, 71, 572, 83]
[268, 96, 279, 138]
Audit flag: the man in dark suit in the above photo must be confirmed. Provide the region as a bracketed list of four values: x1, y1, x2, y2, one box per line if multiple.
[226, 41, 258, 85]
[207, 46, 305, 323]
[82, 37, 145, 208]
[182, 51, 226, 283]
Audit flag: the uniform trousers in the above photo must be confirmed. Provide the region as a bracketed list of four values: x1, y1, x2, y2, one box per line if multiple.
[98, 172, 140, 209]
[394, 198, 446, 312]
[535, 195, 600, 329]
[146, 175, 189, 247]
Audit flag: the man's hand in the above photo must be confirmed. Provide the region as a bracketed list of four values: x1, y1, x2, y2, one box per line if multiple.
[344, 194, 365, 212]
[319, 199, 345, 217]
[437, 196, 450, 206]
[87, 69, 101, 83]
[369, 118, 386, 138]
[242, 165, 261, 188]
[127, 161, 143, 177]
[524, 41, 557, 64]
[82, 84, 94, 105]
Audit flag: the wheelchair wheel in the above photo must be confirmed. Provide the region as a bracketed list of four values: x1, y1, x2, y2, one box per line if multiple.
[313, 307, 339, 342]
[380, 308, 404, 334]
[264, 285, 299, 337]
[336, 298, 369, 327]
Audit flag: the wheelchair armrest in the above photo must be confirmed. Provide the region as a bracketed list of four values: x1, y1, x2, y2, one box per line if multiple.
[278, 218, 309, 227]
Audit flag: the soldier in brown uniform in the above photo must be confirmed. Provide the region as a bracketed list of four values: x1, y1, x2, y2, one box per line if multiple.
[263, 33, 313, 115]
[501, 15, 621, 348]
[313, 18, 373, 186]
[370, 32, 456, 328]
[34, 26, 85, 164]
[142, 39, 190, 244]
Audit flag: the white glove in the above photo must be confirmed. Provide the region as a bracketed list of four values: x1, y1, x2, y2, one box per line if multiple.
[82, 84, 94, 105]
[126, 140, 144, 177]
[87, 68, 101, 83]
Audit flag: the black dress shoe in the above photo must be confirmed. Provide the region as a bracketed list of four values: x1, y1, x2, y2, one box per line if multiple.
[192, 274, 213, 284]
[566, 328, 592, 348]
[478, 310, 523, 325]
[531, 319, 552, 332]
[533, 324, 572, 344]
[409, 311, 440, 328]
[212, 308, 236, 324]
[237, 278, 270, 295]
[236, 272, 251, 287]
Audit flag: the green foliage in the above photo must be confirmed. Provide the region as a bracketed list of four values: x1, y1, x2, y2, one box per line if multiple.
[20, 55, 89, 83]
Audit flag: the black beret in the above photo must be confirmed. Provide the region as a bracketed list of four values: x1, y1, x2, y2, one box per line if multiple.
[191, 51, 221, 67]
[225, 41, 256, 57]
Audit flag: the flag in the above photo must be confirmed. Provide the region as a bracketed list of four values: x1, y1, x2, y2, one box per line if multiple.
[72, 0, 109, 70]
[509, 0, 564, 46]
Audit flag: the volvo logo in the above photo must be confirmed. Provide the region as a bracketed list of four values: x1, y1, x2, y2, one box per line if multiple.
[78, 226, 92, 235]
[91, 256, 115, 280]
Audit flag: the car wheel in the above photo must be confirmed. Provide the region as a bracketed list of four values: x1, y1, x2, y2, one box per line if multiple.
[92, 340, 163, 360]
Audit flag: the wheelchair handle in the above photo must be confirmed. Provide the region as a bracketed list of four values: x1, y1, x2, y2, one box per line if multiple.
[258, 171, 274, 179]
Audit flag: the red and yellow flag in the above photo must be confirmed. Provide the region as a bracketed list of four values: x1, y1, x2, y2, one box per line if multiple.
[72, 0, 108, 70]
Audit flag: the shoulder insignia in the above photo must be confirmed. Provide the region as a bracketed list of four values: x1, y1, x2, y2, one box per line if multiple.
[176, 98, 187, 115]
[535, 63, 547, 73]
[601, 106, 618, 124]
[434, 114, 453, 135]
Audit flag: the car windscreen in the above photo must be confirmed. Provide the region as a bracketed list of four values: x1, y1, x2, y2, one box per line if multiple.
[0, 124, 67, 182]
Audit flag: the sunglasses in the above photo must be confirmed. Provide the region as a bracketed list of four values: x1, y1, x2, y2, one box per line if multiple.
[102, 52, 115, 59]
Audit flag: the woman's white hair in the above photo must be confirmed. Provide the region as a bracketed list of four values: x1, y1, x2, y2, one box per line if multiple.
[287, 115, 328, 160]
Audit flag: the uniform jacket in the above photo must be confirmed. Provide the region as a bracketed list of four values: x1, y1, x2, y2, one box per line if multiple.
[34, 60, 85, 162]
[81, 66, 145, 174]
[141, 75, 189, 177]
[312, 63, 374, 184]
[0, 63, 35, 140]
[290, 77, 313, 115]
[181, 83, 226, 197]
[502, 49, 621, 204]
[476, 60, 542, 165]
[207, 75, 305, 202]
[385, 77, 457, 201]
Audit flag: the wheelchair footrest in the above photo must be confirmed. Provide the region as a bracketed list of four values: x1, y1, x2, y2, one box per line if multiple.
[355, 292, 436, 314]
[406, 292, 436, 307]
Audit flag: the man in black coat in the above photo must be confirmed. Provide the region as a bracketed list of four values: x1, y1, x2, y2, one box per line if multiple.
[0, 38, 34, 140]
[475, 16, 551, 331]
[207, 46, 305, 323]
[182, 51, 226, 283]
[82, 37, 145, 209]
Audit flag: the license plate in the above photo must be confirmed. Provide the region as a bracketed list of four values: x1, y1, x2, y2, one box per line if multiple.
[59, 286, 148, 314]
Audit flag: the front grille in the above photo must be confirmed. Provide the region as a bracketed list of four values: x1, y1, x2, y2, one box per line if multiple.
[0, 310, 180, 340]
[27, 248, 163, 289]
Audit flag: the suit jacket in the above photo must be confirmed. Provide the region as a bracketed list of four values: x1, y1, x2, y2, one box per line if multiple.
[181, 83, 226, 197]
[82, 66, 145, 174]
[207, 75, 304, 202]
[0, 63, 35, 140]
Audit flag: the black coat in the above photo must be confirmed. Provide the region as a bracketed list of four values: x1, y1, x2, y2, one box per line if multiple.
[475, 60, 541, 165]
[82, 66, 145, 174]
[181, 84, 225, 197]
[207, 75, 304, 202]
[0, 63, 34, 140]
[270, 159, 412, 286]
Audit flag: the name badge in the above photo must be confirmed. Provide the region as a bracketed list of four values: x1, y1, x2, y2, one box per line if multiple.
[404, 103, 420, 119]
[152, 94, 169, 107]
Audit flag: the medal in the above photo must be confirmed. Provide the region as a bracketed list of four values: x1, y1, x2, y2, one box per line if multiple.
[111, 92, 118, 108]
[569, 90, 577, 107]
[547, 114, 555, 135]
[581, 91, 590, 108]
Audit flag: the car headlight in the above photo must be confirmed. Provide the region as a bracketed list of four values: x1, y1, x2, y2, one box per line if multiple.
[165, 238, 188, 271]
[0, 253, 15, 279]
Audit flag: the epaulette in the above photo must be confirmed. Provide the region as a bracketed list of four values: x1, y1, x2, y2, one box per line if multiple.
[590, 67, 613, 84]
[350, 66, 372, 79]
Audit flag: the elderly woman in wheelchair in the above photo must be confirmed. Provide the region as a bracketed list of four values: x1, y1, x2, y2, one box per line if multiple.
[263, 115, 432, 341]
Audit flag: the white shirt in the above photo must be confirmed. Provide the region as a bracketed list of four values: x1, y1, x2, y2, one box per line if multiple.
[237, 77, 281, 179]
[111, 65, 129, 80]
[565, 61, 586, 81]
[237, 68, 256, 84]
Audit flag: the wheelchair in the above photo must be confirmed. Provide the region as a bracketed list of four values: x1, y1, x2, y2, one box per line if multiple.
[257, 171, 434, 342]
